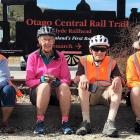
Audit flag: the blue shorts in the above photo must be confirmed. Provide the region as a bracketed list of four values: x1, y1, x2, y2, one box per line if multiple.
[0, 81, 16, 107]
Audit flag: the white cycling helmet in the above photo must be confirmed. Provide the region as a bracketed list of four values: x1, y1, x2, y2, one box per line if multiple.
[138, 32, 140, 38]
[89, 35, 110, 48]
[37, 26, 56, 38]
[132, 41, 140, 49]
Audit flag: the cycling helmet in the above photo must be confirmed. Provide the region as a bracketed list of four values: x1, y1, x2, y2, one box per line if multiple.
[138, 32, 140, 38]
[132, 41, 140, 49]
[37, 26, 56, 38]
[89, 35, 110, 48]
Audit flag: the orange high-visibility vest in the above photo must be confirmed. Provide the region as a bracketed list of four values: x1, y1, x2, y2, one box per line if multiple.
[80, 55, 116, 86]
[133, 52, 140, 79]
[126, 51, 140, 88]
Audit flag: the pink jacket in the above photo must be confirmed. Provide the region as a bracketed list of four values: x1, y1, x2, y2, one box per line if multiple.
[26, 50, 71, 88]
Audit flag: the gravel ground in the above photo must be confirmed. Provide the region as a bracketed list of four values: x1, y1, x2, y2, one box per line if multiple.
[0, 95, 140, 140]
[1, 130, 140, 140]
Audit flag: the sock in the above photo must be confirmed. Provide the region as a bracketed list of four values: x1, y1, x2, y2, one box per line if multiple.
[37, 115, 44, 122]
[82, 111, 90, 123]
[62, 115, 69, 124]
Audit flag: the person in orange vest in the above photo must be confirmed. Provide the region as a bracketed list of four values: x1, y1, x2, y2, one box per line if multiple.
[74, 35, 123, 137]
[126, 33, 140, 134]
[0, 54, 22, 133]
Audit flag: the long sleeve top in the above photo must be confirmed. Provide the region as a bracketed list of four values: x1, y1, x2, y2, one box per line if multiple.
[26, 49, 71, 88]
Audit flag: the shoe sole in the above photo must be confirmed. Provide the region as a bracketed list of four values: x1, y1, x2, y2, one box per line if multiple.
[102, 130, 119, 138]
[34, 133, 45, 137]
[76, 131, 87, 136]
[33, 131, 46, 135]
[76, 130, 92, 136]
[63, 130, 74, 135]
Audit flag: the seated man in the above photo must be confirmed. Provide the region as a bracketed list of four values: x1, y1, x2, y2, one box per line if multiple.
[26, 26, 73, 135]
[74, 35, 123, 137]
[0, 54, 16, 133]
[126, 33, 140, 134]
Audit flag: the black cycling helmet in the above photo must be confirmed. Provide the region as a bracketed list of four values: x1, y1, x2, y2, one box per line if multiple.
[37, 26, 56, 38]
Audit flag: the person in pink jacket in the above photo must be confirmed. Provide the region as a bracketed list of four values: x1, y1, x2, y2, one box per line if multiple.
[26, 26, 73, 135]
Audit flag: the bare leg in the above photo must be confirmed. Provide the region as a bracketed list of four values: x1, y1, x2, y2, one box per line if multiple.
[78, 86, 90, 122]
[58, 83, 71, 117]
[130, 87, 140, 119]
[76, 86, 91, 135]
[36, 83, 51, 115]
[107, 85, 122, 121]
[102, 85, 122, 137]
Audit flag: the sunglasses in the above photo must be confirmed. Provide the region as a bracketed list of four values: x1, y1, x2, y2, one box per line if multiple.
[91, 47, 107, 52]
